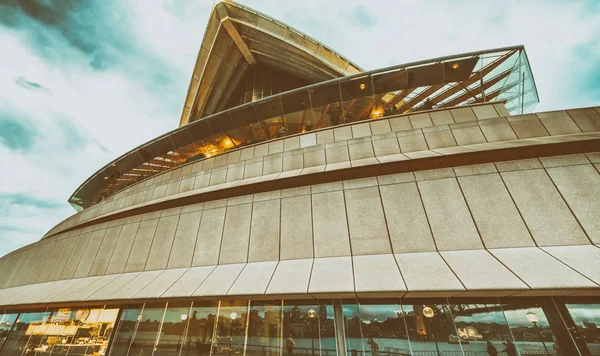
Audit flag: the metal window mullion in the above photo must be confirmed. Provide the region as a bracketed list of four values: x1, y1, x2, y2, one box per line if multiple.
[151, 302, 169, 356]
[333, 300, 347, 356]
[178, 302, 194, 356]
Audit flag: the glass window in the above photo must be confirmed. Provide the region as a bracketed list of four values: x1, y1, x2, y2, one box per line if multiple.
[565, 304, 600, 355]
[246, 300, 282, 356]
[401, 303, 461, 355]
[109, 306, 142, 356]
[0, 313, 18, 352]
[127, 304, 167, 356]
[31, 307, 119, 356]
[282, 301, 336, 356]
[154, 303, 192, 356]
[449, 303, 514, 356]
[212, 301, 249, 356]
[342, 300, 412, 356]
[0, 310, 51, 356]
[183, 302, 218, 356]
[503, 303, 557, 355]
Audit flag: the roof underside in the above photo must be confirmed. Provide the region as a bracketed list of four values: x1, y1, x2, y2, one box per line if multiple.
[179, 0, 363, 127]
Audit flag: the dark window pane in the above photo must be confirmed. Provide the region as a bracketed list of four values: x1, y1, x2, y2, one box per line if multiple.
[401, 303, 460, 355]
[128, 304, 166, 356]
[503, 303, 557, 355]
[182, 302, 218, 356]
[283, 301, 336, 356]
[109, 306, 143, 356]
[0, 311, 51, 356]
[212, 301, 249, 356]
[0, 313, 18, 351]
[247, 301, 282, 356]
[565, 304, 600, 355]
[153, 304, 192, 356]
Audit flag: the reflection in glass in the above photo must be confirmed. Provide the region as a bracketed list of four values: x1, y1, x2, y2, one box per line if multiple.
[0, 313, 18, 351]
[282, 301, 336, 356]
[110, 306, 143, 356]
[212, 301, 249, 356]
[503, 304, 556, 355]
[449, 304, 513, 355]
[127, 304, 167, 356]
[246, 300, 282, 356]
[401, 303, 461, 355]
[342, 301, 412, 356]
[182, 302, 217, 356]
[153, 304, 191, 356]
[565, 304, 600, 355]
[0, 310, 51, 356]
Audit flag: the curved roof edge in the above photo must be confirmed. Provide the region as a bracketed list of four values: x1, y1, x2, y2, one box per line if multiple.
[178, 0, 364, 127]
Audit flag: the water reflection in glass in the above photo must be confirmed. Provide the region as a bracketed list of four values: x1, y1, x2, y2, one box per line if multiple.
[342, 301, 412, 356]
[246, 300, 282, 356]
[401, 303, 460, 355]
[565, 304, 600, 355]
[0, 310, 51, 356]
[503, 304, 556, 355]
[212, 301, 249, 356]
[153, 304, 191, 356]
[449, 304, 513, 356]
[127, 304, 167, 356]
[0, 313, 18, 351]
[182, 302, 217, 356]
[282, 301, 336, 356]
[110, 306, 142, 356]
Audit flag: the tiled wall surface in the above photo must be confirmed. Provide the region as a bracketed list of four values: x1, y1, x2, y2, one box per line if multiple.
[0, 153, 599, 304]
[43, 104, 600, 238]
[0, 104, 599, 305]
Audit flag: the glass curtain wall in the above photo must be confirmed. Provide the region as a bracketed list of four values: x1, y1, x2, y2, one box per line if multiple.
[5, 299, 600, 356]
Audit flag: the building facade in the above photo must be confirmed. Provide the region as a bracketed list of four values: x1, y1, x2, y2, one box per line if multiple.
[1, 1, 600, 355]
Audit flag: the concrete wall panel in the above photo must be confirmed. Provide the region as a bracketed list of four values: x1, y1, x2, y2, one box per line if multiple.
[418, 178, 483, 251]
[124, 219, 159, 273]
[74, 229, 106, 278]
[248, 200, 280, 262]
[89, 226, 123, 276]
[145, 215, 180, 270]
[501, 169, 589, 246]
[219, 203, 252, 264]
[380, 183, 436, 253]
[344, 187, 391, 255]
[312, 191, 351, 257]
[458, 174, 535, 248]
[546, 165, 600, 243]
[106, 222, 140, 275]
[193, 207, 226, 266]
[280, 195, 313, 260]
[168, 211, 202, 268]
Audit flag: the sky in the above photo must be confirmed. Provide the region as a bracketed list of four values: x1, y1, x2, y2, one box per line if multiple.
[0, 0, 599, 257]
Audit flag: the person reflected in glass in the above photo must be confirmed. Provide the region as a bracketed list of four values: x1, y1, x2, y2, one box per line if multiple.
[367, 336, 379, 356]
[502, 340, 518, 356]
[285, 334, 295, 356]
[486, 340, 498, 356]
[423, 98, 435, 110]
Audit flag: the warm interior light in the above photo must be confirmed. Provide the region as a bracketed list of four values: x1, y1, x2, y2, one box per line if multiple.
[452, 62, 459, 69]
[223, 138, 233, 148]
[359, 83, 366, 90]
[422, 306, 435, 319]
[181, 314, 188, 321]
[370, 107, 384, 119]
[111, 163, 116, 167]
[104, 176, 108, 180]
[307, 309, 317, 319]
[230, 312, 238, 320]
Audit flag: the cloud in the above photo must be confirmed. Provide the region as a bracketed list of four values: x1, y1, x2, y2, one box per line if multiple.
[350, 6, 377, 29]
[15, 76, 48, 91]
[0, 107, 37, 152]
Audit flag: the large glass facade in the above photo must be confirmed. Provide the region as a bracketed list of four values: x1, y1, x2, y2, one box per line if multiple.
[2, 298, 599, 356]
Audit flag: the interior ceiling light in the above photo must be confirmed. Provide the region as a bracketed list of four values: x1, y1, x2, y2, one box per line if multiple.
[359, 83, 366, 90]
[104, 176, 109, 180]
[452, 62, 460, 69]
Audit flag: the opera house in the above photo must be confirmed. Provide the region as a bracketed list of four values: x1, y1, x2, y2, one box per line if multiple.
[2, 1, 600, 355]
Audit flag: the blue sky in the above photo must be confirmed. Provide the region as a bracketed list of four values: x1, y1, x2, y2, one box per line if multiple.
[0, 0, 599, 257]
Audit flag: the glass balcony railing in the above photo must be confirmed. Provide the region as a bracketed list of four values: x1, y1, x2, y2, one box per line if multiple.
[69, 45, 539, 208]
